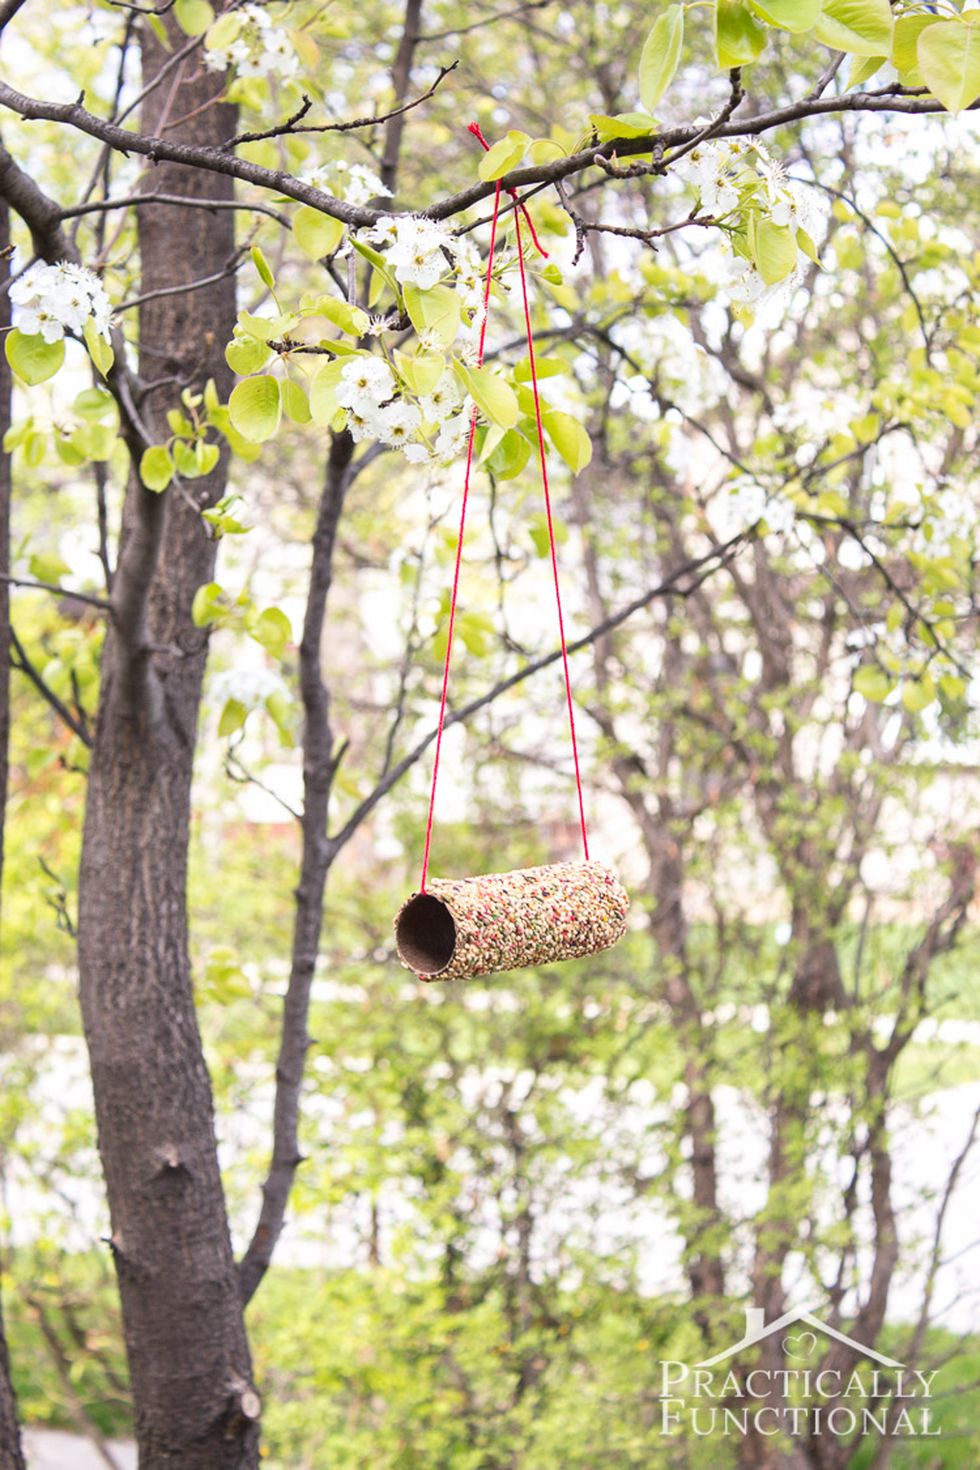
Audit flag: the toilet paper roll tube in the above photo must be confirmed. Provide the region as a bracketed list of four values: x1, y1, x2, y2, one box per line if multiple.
[394, 860, 629, 982]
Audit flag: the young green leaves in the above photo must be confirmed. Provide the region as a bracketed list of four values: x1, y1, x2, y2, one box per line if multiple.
[639, 5, 684, 112]
[916, 16, 980, 115]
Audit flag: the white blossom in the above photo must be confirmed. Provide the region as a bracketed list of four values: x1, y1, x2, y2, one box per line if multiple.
[335, 355, 395, 413]
[305, 159, 392, 206]
[434, 405, 475, 461]
[373, 400, 421, 447]
[727, 479, 767, 528]
[420, 371, 463, 424]
[211, 666, 284, 709]
[204, 5, 299, 81]
[762, 495, 796, 535]
[10, 260, 112, 343]
[362, 215, 455, 288]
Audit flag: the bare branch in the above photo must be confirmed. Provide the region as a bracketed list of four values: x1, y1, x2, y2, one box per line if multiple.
[9, 624, 93, 745]
[0, 571, 111, 611]
[0, 79, 955, 233]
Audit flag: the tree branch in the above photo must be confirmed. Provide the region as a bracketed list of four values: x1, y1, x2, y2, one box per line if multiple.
[330, 528, 752, 853]
[0, 79, 955, 232]
[9, 623, 93, 744]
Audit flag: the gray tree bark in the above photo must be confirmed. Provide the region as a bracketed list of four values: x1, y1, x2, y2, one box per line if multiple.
[0, 186, 28, 1470]
[76, 22, 259, 1469]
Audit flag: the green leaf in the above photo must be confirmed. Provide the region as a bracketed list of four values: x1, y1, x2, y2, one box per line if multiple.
[890, 14, 940, 84]
[543, 411, 592, 474]
[747, 0, 820, 33]
[853, 665, 891, 702]
[175, 0, 213, 35]
[280, 378, 312, 424]
[813, 0, 893, 58]
[796, 227, 820, 264]
[205, 12, 242, 50]
[228, 375, 281, 443]
[5, 330, 65, 386]
[350, 236, 399, 296]
[318, 296, 370, 337]
[265, 690, 294, 745]
[251, 244, 275, 290]
[174, 440, 200, 477]
[402, 284, 460, 348]
[848, 53, 886, 87]
[395, 350, 445, 396]
[28, 551, 71, 584]
[195, 440, 220, 475]
[514, 355, 568, 382]
[588, 112, 657, 142]
[238, 310, 295, 340]
[309, 359, 348, 425]
[23, 429, 45, 467]
[528, 510, 570, 558]
[477, 131, 530, 182]
[485, 429, 531, 481]
[252, 606, 293, 659]
[458, 610, 496, 656]
[459, 365, 519, 429]
[54, 432, 86, 467]
[917, 18, 980, 115]
[714, 0, 767, 66]
[752, 218, 797, 285]
[294, 206, 345, 261]
[139, 445, 174, 493]
[83, 318, 114, 378]
[192, 581, 225, 627]
[639, 6, 684, 111]
[528, 138, 565, 164]
[73, 387, 115, 421]
[218, 697, 248, 737]
[226, 334, 272, 376]
[901, 677, 935, 712]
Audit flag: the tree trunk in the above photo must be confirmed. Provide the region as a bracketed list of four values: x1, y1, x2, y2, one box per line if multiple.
[0, 186, 27, 1470]
[76, 25, 259, 1469]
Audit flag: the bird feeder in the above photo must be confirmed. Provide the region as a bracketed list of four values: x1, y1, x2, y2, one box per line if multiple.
[394, 131, 630, 986]
[394, 860, 629, 982]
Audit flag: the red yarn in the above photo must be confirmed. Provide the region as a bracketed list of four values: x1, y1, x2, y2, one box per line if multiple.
[466, 122, 549, 259]
[420, 129, 589, 892]
[512, 203, 590, 862]
[420, 179, 503, 893]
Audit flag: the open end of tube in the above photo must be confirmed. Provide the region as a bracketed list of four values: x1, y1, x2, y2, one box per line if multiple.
[395, 893, 458, 976]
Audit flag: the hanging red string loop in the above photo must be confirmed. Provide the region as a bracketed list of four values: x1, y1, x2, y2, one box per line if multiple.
[420, 177, 503, 893]
[419, 129, 589, 893]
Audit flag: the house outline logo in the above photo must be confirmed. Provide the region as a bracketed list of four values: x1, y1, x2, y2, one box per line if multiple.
[694, 1303, 904, 1369]
[658, 1303, 939, 1442]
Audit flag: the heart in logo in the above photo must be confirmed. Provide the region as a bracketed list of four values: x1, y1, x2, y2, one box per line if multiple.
[782, 1331, 818, 1359]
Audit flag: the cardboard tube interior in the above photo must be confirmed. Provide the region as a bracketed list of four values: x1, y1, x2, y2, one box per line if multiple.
[395, 893, 458, 975]
[394, 860, 629, 982]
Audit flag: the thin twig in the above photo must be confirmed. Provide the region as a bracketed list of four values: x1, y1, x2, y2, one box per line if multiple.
[9, 624, 93, 744]
[223, 61, 459, 150]
[0, 571, 111, 610]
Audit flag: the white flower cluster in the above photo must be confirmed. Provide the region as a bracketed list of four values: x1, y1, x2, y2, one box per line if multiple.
[10, 261, 112, 344]
[335, 355, 474, 466]
[364, 214, 456, 290]
[305, 160, 391, 207]
[674, 136, 824, 307]
[358, 217, 487, 361]
[725, 478, 796, 536]
[211, 665, 285, 709]
[205, 5, 299, 80]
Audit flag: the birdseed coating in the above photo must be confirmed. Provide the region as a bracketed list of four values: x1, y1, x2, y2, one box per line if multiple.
[394, 859, 630, 981]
